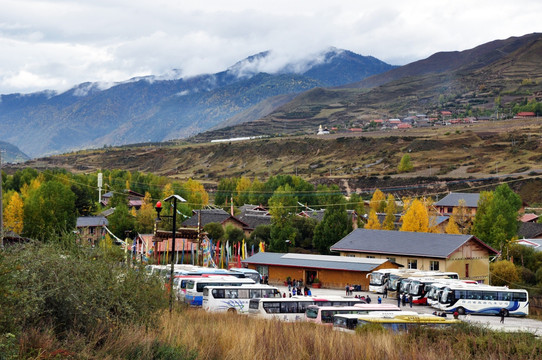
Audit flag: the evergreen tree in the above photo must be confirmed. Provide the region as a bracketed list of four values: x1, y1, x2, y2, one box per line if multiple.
[313, 185, 352, 254]
[269, 185, 297, 252]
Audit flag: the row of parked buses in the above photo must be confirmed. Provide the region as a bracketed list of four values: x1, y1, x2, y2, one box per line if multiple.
[368, 269, 529, 317]
[145, 265, 462, 332]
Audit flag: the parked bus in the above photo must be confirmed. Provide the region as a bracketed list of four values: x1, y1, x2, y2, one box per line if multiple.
[248, 297, 364, 322]
[229, 268, 261, 283]
[202, 284, 280, 313]
[438, 284, 529, 316]
[333, 312, 460, 333]
[184, 276, 255, 306]
[305, 304, 401, 325]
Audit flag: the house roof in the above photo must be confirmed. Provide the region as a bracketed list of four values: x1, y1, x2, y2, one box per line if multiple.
[76, 216, 108, 227]
[181, 209, 249, 228]
[518, 222, 542, 239]
[515, 239, 542, 251]
[99, 208, 116, 217]
[434, 192, 480, 208]
[330, 228, 498, 258]
[520, 213, 539, 223]
[237, 214, 272, 229]
[242, 252, 391, 272]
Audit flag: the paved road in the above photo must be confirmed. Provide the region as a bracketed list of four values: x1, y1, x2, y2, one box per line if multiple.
[275, 285, 542, 335]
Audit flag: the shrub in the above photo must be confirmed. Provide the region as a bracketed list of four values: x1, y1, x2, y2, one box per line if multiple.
[0, 239, 167, 337]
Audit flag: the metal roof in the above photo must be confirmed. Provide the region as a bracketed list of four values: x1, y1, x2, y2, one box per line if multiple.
[330, 228, 497, 258]
[76, 216, 108, 227]
[242, 252, 389, 272]
[434, 192, 480, 208]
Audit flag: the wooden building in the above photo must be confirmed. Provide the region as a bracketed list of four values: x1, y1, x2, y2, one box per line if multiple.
[242, 252, 398, 290]
[330, 229, 498, 283]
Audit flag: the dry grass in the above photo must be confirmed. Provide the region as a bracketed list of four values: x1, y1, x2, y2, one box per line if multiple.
[43, 308, 536, 360]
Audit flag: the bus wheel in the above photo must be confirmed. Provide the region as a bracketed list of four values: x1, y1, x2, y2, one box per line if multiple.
[227, 308, 237, 314]
[457, 307, 465, 315]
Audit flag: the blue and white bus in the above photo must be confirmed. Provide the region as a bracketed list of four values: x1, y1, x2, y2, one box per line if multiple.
[184, 276, 255, 306]
[202, 284, 280, 313]
[438, 284, 529, 316]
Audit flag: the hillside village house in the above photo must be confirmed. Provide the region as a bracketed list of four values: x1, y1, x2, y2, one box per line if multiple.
[242, 252, 398, 289]
[330, 229, 498, 283]
[434, 192, 480, 217]
[181, 208, 251, 237]
[76, 216, 108, 246]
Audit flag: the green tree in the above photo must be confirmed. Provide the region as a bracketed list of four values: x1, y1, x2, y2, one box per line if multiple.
[107, 202, 135, 240]
[224, 224, 244, 243]
[490, 260, 519, 286]
[248, 224, 271, 249]
[135, 192, 157, 234]
[292, 216, 317, 249]
[23, 180, 76, 240]
[313, 185, 352, 254]
[204, 222, 225, 241]
[397, 154, 414, 173]
[472, 185, 522, 250]
[268, 185, 298, 252]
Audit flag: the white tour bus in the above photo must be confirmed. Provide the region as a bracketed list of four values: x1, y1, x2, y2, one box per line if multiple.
[248, 296, 364, 322]
[202, 284, 280, 313]
[184, 276, 255, 306]
[228, 268, 262, 283]
[438, 284, 529, 316]
[305, 303, 401, 325]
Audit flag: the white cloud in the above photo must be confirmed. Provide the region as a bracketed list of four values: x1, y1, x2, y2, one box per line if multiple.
[0, 0, 541, 94]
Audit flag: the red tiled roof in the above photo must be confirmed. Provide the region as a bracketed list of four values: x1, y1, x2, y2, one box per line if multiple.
[520, 213, 539, 223]
[517, 112, 535, 117]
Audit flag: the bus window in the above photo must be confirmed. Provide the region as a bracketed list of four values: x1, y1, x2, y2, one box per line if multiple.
[225, 289, 239, 299]
[321, 310, 334, 323]
[263, 302, 280, 314]
[262, 289, 277, 298]
[212, 289, 225, 299]
[281, 302, 298, 313]
[298, 301, 314, 313]
[513, 292, 527, 302]
[305, 307, 318, 319]
[238, 289, 249, 299]
[250, 289, 262, 298]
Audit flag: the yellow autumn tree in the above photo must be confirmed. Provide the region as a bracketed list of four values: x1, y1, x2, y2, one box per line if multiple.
[400, 198, 429, 232]
[364, 209, 381, 230]
[382, 194, 397, 230]
[20, 177, 42, 199]
[136, 192, 156, 233]
[4, 192, 24, 233]
[235, 176, 252, 206]
[183, 178, 209, 209]
[161, 183, 174, 199]
[445, 215, 461, 234]
[452, 199, 471, 234]
[369, 189, 386, 213]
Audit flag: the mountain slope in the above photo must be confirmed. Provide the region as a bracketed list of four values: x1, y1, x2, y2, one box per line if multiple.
[193, 33, 542, 140]
[0, 48, 394, 158]
[0, 141, 30, 163]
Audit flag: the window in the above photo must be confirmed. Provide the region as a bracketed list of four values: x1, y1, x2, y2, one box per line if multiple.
[407, 259, 418, 269]
[430, 261, 440, 271]
[250, 289, 262, 299]
[366, 256, 375, 259]
[212, 289, 225, 299]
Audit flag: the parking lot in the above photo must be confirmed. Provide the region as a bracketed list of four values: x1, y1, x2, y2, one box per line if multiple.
[274, 285, 542, 335]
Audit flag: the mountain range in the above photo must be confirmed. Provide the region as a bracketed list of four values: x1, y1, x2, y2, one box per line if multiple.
[0, 48, 395, 158]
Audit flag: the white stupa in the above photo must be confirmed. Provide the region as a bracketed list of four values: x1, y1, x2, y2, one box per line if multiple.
[317, 125, 330, 135]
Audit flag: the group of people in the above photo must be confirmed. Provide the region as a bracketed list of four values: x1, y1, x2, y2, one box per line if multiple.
[397, 292, 413, 308]
[287, 278, 310, 297]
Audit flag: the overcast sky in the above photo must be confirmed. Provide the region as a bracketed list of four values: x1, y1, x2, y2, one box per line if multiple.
[1, 0, 540, 95]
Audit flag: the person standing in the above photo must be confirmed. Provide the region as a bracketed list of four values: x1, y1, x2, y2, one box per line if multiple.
[499, 308, 506, 323]
[346, 284, 350, 296]
[383, 286, 388, 299]
[378, 296, 382, 304]
[397, 291, 401, 307]
[409, 294, 413, 308]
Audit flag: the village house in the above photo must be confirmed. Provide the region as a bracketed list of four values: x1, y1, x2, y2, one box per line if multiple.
[181, 208, 251, 237]
[76, 216, 108, 246]
[330, 228, 498, 283]
[242, 252, 398, 289]
[434, 192, 480, 217]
